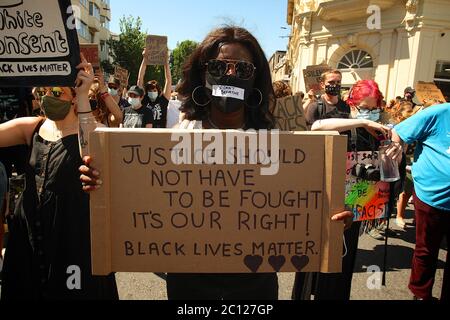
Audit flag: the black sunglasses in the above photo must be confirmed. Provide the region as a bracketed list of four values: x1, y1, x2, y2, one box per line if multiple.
[206, 59, 256, 80]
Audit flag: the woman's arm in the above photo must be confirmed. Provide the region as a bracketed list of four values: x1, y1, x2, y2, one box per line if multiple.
[98, 73, 123, 125]
[76, 56, 99, 157]
[163, 51, 172, 101]
[312, 118, 390, 139]
[0, 117, 42, 148]
[137, 48, 148, 88]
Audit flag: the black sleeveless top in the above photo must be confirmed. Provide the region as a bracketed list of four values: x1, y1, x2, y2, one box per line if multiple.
[1, 121, 118, 300]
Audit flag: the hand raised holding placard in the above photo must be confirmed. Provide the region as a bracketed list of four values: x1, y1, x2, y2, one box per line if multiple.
[75, 53, 95, 99]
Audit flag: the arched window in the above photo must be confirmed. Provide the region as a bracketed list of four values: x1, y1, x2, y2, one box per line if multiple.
[337, 50, 374, 69]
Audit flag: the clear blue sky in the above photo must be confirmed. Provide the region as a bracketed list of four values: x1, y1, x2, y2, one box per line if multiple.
[109, 0, 291, 58]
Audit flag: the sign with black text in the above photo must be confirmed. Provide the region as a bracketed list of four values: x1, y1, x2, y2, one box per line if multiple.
[274, 95, 307, 131]
[89, 129, 347, 275]
[145, 35, 167, 66]
[0, 0, 80, 87]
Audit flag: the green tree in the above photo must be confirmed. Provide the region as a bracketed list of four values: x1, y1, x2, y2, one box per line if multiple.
[107, 16, 164, 87]
[171, 40, 198, 85]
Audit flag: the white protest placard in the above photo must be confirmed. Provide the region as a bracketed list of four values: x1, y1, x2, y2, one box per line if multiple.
[0, 0, 80, 87]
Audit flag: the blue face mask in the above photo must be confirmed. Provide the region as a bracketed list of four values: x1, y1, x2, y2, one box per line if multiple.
[355, 108, 381, 122]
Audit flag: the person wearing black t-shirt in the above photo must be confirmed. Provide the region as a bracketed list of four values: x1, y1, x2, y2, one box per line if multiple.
[137, 46, 173, 128]
[303, 70, 350, 127]
[122, 86, 154, 129]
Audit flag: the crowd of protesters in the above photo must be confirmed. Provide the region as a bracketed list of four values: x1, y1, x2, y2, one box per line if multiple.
[0, 25, 448, 301]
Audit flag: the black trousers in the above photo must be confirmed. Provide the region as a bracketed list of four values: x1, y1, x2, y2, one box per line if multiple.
[166, 273, 279, 300]
[292, 221, 361, 300]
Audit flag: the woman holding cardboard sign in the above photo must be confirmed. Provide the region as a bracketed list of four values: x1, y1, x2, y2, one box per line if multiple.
[138, 43, 172, 128]
[80, 26, 352, 300]
[0, 56, 118, 300]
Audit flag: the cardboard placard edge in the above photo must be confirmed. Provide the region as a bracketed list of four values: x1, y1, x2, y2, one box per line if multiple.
[89, 130, 112, 276]
[319, 135, 347, 273]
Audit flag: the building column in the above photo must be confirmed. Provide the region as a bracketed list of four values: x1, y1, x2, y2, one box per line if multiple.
[375, 30, 394, 100]
[388, 28, 420, 99]
[413, 27, 440, 84]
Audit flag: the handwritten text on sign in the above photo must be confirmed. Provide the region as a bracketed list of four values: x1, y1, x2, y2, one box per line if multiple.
[89, 130, 346, 275]
[145, 35, 167, 65]
[0, 0, 80, 86]
[274, 95, 307, 132]
[345, 152, 390, 221]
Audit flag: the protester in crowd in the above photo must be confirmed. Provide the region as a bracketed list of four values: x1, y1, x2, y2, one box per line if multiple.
[404, 87, 417, 107]
[107, 76, 130, 110]
[0, 57, 118, 300]
[389, 100, 416, 229]
[0, 87, 32, 238]
[388, 102, 450, 301]
[295, 91, 305, 100]
[0, 161, 6, 272]
[166, 84, 183, 128]
[303, 70, 350, 127]
[121, 85, 154, 129]
[88, 74, 123, 127]
[273, 81, 292, 99]
[138, 48, 172, 128]
[80, 26, 353, 300]
[292, 80, 394, 300]
[31, 87, 45, 117]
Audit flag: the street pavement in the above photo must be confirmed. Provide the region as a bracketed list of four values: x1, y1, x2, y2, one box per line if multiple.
[0, 207, 447, 300]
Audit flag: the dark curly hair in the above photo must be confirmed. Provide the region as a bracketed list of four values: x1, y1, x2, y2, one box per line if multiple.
[273, 81, 292, 99]
[178, 26, 275, 130]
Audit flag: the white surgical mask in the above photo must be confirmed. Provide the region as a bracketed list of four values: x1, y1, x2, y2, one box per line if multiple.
[355, 108, 381, 122]
[128, 97, 142, 110]
[148, 92, 158, 102]
[108, 88, 118, 96]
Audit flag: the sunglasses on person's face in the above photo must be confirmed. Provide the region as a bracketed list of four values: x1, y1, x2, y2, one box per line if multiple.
[205, 59, 256, 80]
[43, 87, 64, 98]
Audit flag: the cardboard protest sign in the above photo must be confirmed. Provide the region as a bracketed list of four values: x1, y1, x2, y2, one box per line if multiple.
[345, 152, 390, 221]
[89, 129, 347, 275]
[303, 64, 331, 94]
[415, 81, 446, 104]
[0, 0, 80, 87]
[114, 65, 129, 88]
[145, 35, 168, 65]
[274, 95, 307, 131]
[80, 44, 100, 72]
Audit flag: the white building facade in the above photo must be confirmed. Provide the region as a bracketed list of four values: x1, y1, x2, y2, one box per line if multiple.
[286, 0, 450, 100]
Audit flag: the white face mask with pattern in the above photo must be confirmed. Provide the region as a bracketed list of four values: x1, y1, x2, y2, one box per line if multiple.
[108, 88, 119, 96]
[148, 92, 158, 102]
[128, 97, 142, 110]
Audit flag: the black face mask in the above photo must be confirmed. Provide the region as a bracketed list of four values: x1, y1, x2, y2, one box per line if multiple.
[325, 84, 342, 97]
[205, 72, 255, 113]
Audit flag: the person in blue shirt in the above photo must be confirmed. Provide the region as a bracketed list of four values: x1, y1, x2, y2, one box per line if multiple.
[391, 103, 450, 301]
